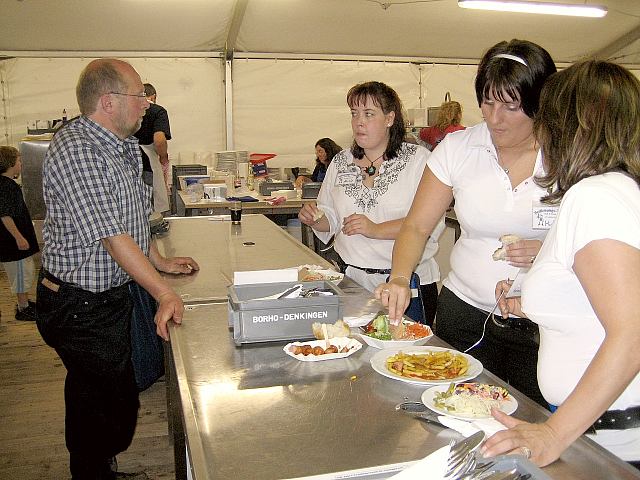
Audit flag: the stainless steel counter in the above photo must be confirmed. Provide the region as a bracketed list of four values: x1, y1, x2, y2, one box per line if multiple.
[155, 215, 332, 302]
[173, 194, 318, 251]
[158, 215, 640, 480]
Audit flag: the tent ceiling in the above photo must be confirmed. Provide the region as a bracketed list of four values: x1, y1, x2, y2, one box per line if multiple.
[2, 0, 640, 65]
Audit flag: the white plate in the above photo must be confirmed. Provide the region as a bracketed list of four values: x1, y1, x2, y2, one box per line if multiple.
[369, 346, 483, 385]
[284, 337, 362, 362]
[297, 264, 344, 285]
[359, 321, 434, 349]
[421, 384, 518, 420]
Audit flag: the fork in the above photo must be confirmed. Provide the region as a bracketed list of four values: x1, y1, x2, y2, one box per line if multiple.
[445, 431, 485, 478]
[464, 290, 504, 353]
[319, 229, 340, 252]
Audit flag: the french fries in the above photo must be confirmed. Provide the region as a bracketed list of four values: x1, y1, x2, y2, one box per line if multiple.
[386, 351, 469, 380]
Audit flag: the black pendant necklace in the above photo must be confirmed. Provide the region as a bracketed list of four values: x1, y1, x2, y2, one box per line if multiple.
[364, 153, 384, 176]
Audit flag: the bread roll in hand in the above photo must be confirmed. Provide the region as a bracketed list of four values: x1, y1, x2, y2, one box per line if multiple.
[492, 234, 521, 261]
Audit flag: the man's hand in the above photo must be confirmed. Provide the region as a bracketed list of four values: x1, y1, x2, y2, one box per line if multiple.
[154, 290, 184, 341]
[156, 256, 200, 275]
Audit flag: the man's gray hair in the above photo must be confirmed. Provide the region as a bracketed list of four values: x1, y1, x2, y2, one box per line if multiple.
[76, 59, 128, 115]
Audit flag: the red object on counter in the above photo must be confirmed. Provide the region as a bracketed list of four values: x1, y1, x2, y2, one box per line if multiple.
[250, 153, 275, 177]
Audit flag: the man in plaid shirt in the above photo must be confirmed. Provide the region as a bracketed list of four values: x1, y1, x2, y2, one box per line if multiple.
[36, 58, 199, 480]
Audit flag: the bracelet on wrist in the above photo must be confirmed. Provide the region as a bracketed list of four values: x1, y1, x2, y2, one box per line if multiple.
[389, 275, 410, 285]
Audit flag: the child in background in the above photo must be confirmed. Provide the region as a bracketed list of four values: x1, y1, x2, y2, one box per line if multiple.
[0, 146, 39, 321]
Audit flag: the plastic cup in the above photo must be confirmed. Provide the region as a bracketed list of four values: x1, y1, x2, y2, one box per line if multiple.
[188, 183, 204, 202]
[230, 200, 242, 224]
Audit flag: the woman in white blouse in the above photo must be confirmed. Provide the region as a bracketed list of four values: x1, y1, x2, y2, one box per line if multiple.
[483, 61, 640, 467]
[298, 81, 444, 325]
[375, 40, 557, 406]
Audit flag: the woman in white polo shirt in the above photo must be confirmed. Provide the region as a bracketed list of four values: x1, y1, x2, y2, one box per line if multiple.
[483, 60, 640, 467]
[376, 39, 556, 407]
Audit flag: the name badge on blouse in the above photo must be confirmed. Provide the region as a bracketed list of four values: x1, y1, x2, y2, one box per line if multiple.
[532, 202, 558, 230]
[336, 172, 358, 186]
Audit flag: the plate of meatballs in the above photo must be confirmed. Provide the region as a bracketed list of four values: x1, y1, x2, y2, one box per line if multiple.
[284, 337, 362, 361]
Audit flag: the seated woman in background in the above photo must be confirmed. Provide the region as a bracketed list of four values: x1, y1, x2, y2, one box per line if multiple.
[298, 81, 444, 325]
[482, 60, 640, 467]
[419, 100, 465, 151]
[295, 138, 342, 187]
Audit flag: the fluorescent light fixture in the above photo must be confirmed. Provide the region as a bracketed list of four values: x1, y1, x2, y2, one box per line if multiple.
[458, 0, 608, 17]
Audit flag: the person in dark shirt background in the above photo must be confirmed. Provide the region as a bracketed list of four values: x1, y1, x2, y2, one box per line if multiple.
[134, 83, 171, 213]
[0, 146, 39, 321]
[295, 137, 342, 187]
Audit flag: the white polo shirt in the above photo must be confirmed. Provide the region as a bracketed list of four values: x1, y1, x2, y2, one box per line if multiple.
[428, 122, 548, 312]
[522, 172, 640, 461]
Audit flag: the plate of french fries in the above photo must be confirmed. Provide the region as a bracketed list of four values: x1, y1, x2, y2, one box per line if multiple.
[369, 346, 483, 385]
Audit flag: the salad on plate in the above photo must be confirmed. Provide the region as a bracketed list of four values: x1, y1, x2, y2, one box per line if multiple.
[361, 312, 431, 341]
[428, 382, 516, 418]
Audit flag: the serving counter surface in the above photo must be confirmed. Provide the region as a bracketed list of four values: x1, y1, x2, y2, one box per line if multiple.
[155, 215, 332, 302]
[156, 215, 640, 480]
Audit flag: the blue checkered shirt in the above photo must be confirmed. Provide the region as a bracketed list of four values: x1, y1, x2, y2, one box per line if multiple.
[42, 116, 152, 292]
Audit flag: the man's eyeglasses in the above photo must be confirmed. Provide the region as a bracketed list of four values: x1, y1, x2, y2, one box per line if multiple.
[109, 92, 148, 100]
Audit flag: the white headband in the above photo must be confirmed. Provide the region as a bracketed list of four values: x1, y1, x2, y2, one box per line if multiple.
[493, 53, 528, 67]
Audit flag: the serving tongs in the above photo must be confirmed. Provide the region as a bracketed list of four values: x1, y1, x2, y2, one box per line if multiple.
[249, 284, 335, 301]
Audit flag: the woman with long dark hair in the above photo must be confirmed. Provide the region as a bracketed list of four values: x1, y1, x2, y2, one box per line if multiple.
[299, 81, 444, 325]
[295, 138, 342, 186]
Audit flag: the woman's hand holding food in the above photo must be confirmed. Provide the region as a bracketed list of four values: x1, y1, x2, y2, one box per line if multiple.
[374, 276, 411, 325]
[505, 238, 543, 268]
[342, 213, 376, 237]
[481, 409, 565, 467]
[298, 202, 327, 230]
[495, 280, 525, 318]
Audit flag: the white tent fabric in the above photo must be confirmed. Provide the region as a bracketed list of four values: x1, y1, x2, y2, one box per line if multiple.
[2, 55, 639, 172]
[0, 57, 226, 163]
[1, 56, 486, 172]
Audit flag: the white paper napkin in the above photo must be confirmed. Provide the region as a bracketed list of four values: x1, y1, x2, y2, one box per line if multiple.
[388, 444, 450, 479]
[438, 415, 506, 438]
[233, 268, 298, 285]
[343, 313, 377, 328]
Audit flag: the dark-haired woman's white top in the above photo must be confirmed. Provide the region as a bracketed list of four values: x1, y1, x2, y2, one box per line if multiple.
[428, 122, 548, 312]
[315, 143, 444, 292]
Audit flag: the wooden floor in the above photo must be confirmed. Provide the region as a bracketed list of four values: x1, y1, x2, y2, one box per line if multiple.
[0, 254, 175, 480]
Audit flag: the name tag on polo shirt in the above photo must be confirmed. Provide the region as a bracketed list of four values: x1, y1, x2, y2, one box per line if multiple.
[336, 172, 358, 186]
[532, 203, 558, 230]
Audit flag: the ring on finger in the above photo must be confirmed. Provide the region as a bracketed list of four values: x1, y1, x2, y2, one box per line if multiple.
[520, 446, 532, 459]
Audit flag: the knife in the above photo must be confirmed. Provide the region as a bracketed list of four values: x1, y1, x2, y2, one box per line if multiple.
[395, 401, 446, 427]
[411, 411, 447, 427]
